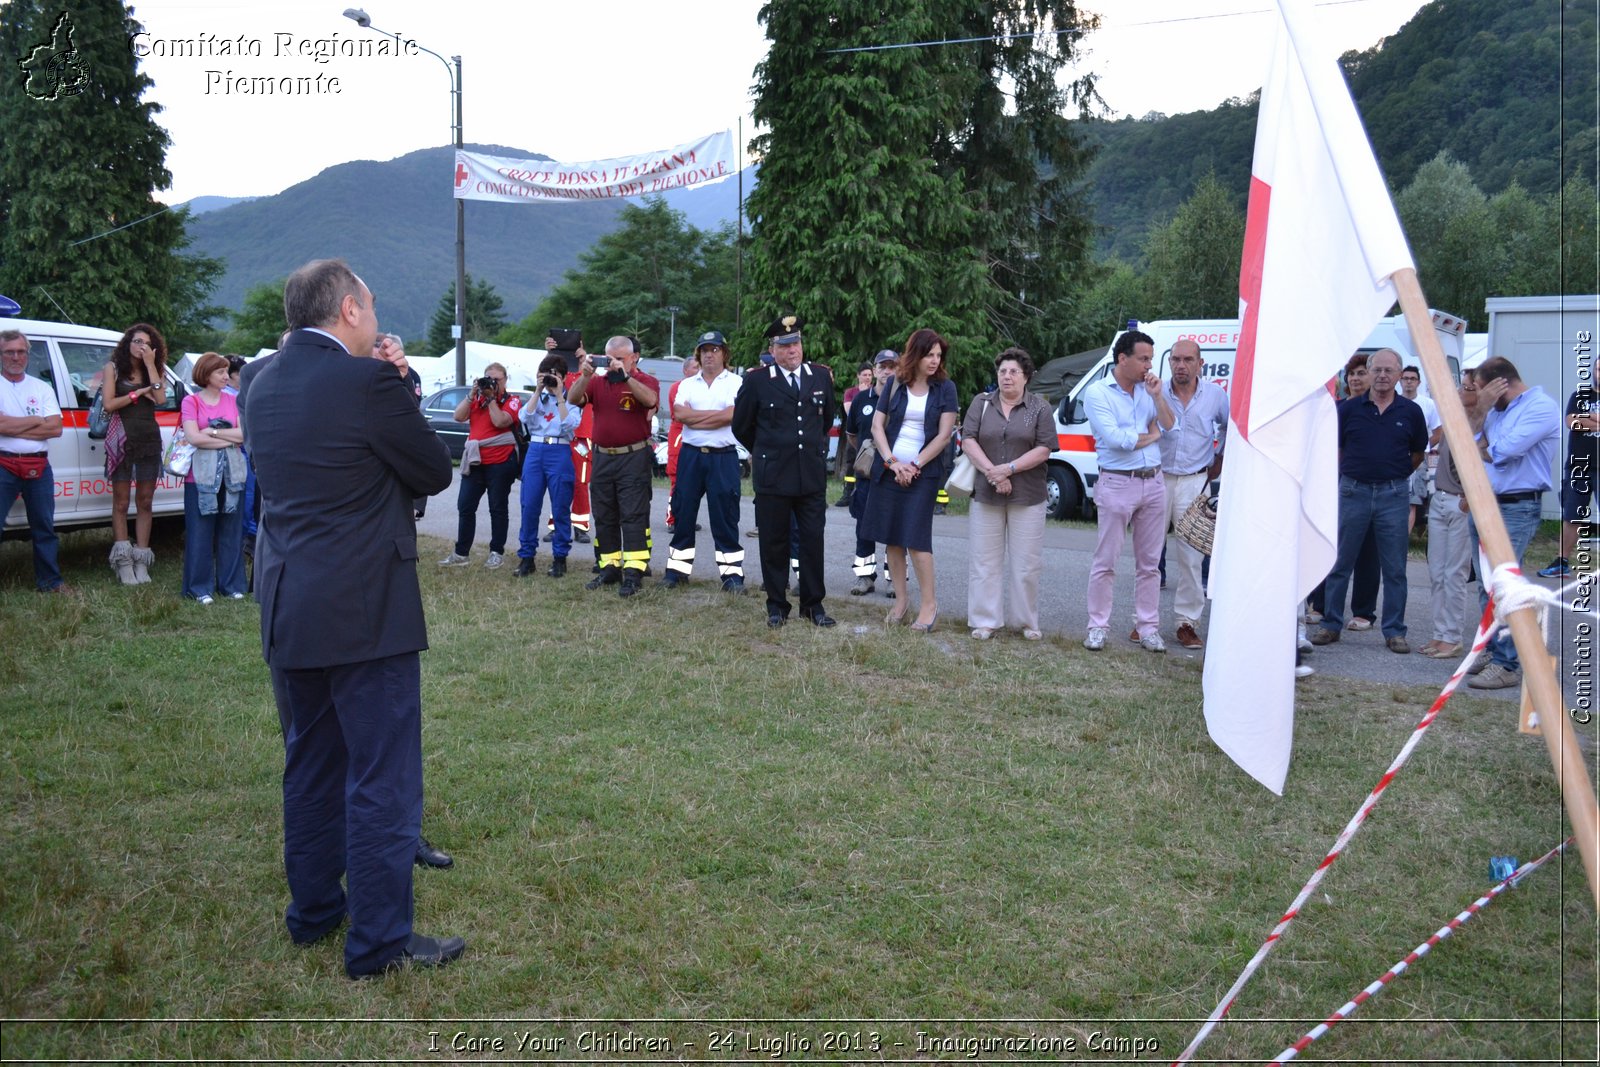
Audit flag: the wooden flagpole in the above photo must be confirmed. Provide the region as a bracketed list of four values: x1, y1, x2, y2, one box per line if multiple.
[1394, 267, 1599, 907]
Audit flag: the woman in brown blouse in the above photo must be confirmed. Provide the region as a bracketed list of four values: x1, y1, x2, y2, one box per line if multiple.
[959, 347, 1058, 640]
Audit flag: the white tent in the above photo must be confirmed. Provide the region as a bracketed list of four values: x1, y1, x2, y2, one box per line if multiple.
[418, 341, 549, 391]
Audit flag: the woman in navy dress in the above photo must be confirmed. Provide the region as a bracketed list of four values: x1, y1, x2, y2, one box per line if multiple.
[861, 328, 959, 631]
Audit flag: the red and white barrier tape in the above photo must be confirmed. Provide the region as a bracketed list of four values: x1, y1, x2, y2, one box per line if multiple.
[1267, 838, 1572, 1064]
[1174, 601, 1499, 1065]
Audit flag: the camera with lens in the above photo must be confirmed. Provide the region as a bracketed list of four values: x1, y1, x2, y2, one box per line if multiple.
[590, 354, 611, 371]
[476, 376, 496, 393]
[540, 372, 562, 392]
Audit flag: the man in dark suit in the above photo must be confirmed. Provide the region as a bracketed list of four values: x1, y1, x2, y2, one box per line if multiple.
[731, 314, 836, 628]
[243, 258, 461, 979]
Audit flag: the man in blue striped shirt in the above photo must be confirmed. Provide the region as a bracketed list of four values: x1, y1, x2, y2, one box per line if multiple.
[1465, 357, 1561, 690]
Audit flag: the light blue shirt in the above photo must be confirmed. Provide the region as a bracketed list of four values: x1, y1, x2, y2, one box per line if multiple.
[1159, 378, 1229, 475]
[519, 390, 582, 443]
[1085, 374, 1162, 470]
[1482, 384, 1560, 494]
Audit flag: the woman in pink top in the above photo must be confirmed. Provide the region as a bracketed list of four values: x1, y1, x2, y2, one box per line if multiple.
[180, 353, 247, 603]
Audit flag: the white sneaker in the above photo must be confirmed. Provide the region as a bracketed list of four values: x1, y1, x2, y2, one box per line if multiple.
[485, 551, 504, 570]
[1297, 621, 1313, 652]
[1295, 663, 1315, 678]
[438, 552, 470, 567]
[1083, 626, 1108, 651]
[1140, 632, 1167, 653]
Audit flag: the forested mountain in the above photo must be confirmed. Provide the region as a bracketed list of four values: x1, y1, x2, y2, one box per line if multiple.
[185, 0, 1594, 343]
[186, 145, 747, 344]
[1084, 0, 1597, 259]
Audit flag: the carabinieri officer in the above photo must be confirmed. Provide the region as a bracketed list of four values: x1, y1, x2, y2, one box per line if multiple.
[731, 314, 836, 628]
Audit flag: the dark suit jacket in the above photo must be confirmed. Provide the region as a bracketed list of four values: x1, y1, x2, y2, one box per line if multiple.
[242, 329, 453, 669]
[731, 361, 836, 497]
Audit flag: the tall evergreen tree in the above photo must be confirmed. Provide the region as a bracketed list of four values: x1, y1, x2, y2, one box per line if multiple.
[426, 275, 508, 356]
[0, 1, 220, 341]
[499, 199, 734, 356]
[1142, 172, 1246, 319]
[743, 0, 1100, 395]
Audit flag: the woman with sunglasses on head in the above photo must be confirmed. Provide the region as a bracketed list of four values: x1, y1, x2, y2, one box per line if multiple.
[102, 323, 168, 584]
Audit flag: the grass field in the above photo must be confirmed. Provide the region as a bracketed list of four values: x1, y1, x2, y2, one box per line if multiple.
[0, 524, 1594, 1064]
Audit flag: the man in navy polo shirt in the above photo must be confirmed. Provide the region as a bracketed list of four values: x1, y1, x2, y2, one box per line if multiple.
[1310, 348, 1427, 653]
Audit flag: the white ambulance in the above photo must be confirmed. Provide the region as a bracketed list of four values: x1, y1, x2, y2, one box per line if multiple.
[2, 316, 189, 533]
[1043, 309, 1468, 519]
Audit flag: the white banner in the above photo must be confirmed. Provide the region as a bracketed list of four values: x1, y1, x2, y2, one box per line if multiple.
[453, 130, 736, 203]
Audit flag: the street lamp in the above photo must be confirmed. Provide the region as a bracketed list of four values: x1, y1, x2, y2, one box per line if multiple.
[667, 305, 682, 359]
[343, 8, 467, 386]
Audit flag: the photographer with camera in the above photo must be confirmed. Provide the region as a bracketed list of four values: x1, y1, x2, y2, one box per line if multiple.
[514, 354, 582, 578]
[566, 336, 658, 596]
[439, 362, 521, 569]
[546, 332, 594, 544]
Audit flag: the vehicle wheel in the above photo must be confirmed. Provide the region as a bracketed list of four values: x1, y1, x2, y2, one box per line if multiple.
[1045, 466, 1080, 520]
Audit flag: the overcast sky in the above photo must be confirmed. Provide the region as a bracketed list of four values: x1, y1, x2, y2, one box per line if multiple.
[107, 0, 1427, 204]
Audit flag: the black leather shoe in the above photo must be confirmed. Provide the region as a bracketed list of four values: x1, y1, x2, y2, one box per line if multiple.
[806, 609, 837, 628]
[721, 577, 745, 594]
[514, 558, 535, 578]
[658, 574, 685, 589]
[573, 529, 591, 543]
[415, 837, 453, 869]
[619, 576, 642, 598]
[767, 611, 786, 628]
[547, 557, 567, 578]
[356, 932, 466, 978]
[585, 568, 619, 590]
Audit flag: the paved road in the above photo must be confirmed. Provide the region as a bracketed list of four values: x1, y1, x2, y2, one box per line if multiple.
[420, 469, 1598, 716]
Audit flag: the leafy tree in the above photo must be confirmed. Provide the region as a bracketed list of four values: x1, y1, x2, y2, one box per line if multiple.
[498, 199, 735, 357]
[1395, 152, 1586, 329]
[1558, 175, 1599, 298]
[426, 275, 508, 356]
[0, 0, 220, 339]
[1141, 172, 1245, 319]
[224, 278, 288, 354]
[1050, 261, 1149, 356]
[742, 0, 1101, 396]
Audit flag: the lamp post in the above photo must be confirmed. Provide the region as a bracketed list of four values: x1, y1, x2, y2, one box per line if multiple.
[343, 8, 467, 386]
[667, 305, 682, 359]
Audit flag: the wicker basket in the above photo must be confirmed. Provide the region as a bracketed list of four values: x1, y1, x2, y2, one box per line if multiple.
[1174, 492, 1217, 556]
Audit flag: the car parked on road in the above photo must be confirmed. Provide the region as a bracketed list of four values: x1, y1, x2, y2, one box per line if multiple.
[421, 385, 534, 459]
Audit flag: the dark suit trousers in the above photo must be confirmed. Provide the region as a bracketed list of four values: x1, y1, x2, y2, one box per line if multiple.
[755, 491, 826, 616]
[273, 651, 422, 977]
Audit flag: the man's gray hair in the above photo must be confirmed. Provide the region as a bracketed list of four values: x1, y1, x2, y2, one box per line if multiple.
[1368, 347, 1402, 370]
[0, 329, 27, 346]
[283, 259, 364, 331]
[605, 335, 633, 355]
